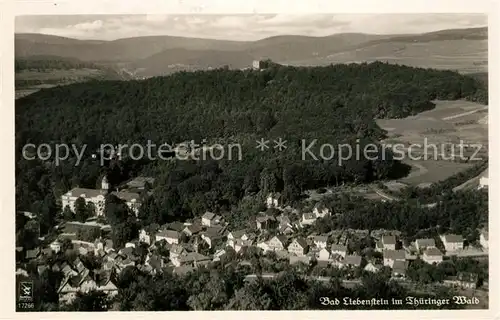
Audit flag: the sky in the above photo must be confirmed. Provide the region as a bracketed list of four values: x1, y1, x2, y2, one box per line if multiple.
[15, 14, 487, 41]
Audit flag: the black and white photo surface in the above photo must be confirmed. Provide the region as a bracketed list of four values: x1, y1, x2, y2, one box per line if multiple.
[14, 12, 490, 312]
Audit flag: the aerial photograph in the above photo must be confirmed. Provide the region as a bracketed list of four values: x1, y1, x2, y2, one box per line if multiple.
[14, 13, 489, 311]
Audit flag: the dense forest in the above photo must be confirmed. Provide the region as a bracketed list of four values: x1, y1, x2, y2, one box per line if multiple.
[15, 62, 488, 228]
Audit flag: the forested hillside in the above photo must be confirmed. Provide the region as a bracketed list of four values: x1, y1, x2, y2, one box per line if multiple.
[15, 62, 488, 227]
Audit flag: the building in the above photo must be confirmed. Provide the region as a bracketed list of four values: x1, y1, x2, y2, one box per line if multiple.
[301, 212, 317, 226]
[383, 249, 406, 267]
[172, 252, 211, 268]
[317, 247, 331, 261]
[288, 238, 309, 256]
[252, 60, 265, 70]
[267, 235, 288, 251]
[313, 203, 331, 218]
[444, 272, 479, 289]
[156, 230, 180, 245]
[110, 191, 141, 216]
[202, 211, 220, 227]
[330, 244, 348, 259]
[480, 231, 488, 249]
[182, 224, 203, 237]
[266, 192, 282, 208]
[61, 188, 107, 216]
[342, 255, 362, 268]
[391, 260, 408, 279]
[139, 228, 156, 245]
[256, 215, 278, 230]
[50, 240, 61, 253]
[376, 235, 397, 251]
[227, 230, 249, 247]
[440, 234, 464, 252]
[313, 236, 328, 249]
[61, 177, 141, 216]
[478, 169, 488, 190]
[422, 247, 443, 265]
[125, 176, 155, 190]
[415, 238, 436, 252]
[201, 227, 225, 248]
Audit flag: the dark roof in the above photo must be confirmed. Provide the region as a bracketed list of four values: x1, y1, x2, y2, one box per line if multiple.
[392, 260, 408, 273]
[443, 234, 464, 243]
[344, 255, 362, 266]
[184, 224, 203, 234]
[229, 230, 247, 239]
[292, 237, 308, 248]
[381, 235, 396, 245]
[331, 244, 347, 252]
[416, 238, 436, 247]
[168, 222, 185, 232]
[384, 249, 405, 260]
[424, 247, 443, 257]
[313, 235, 328, 243]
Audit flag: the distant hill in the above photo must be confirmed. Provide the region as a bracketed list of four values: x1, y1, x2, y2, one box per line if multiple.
[15, 27, 488, 77]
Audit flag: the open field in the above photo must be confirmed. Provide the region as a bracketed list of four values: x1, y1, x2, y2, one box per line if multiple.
[377, 100, 488, 158]
[292, 39, 487, 74]
[376, 100, 488, 187]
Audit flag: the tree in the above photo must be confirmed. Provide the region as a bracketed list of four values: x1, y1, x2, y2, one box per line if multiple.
[74, 197, 89, 222]
[64, 290, 110, 311]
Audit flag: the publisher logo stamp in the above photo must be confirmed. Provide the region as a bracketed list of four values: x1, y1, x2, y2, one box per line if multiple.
[19, 281, 33, 301]
[17, 281, 35, 311]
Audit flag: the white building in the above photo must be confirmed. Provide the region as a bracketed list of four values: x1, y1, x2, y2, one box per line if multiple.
[440, 234, 464, 252]
[478, 169, 488, 190]
[313, 203, 331, 218]
[422, 247, 443, 265]
[266, 193, 282, 208]
[252, 60, 264, 70]
[480, 231, 488, 249]
[50, 240, 61, 253]
[61, 188, 107, 216]
[61, 176, 141, 217]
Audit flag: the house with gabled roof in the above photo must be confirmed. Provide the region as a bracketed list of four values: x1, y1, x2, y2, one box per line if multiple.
[422, 247, 443, 265]
[156, 230, 180, 245]
[313, 203, 331, 218]
[391, 260, 408, 279]
[317, 247, 331, 261]
[301, 212, 317, 226]
[256, 215, 278, 230]
[342, 255, 362, 268]
[415, 238, 436, 252]
[440, 234, 464, 252]
[313, 235, 328, 249]
[330, 244, 347, 259]
[202, 211, 221, 227]
[376, 235, 397, 251]
[182, 223, 203, 237]
[288, 238, 309, 256]
[201, 226, 225, 248]
[383, 249, 406, 267]
[268, 235, 288, 251]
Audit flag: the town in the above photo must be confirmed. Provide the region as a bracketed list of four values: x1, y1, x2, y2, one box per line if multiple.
[16, 173, 489, 306]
